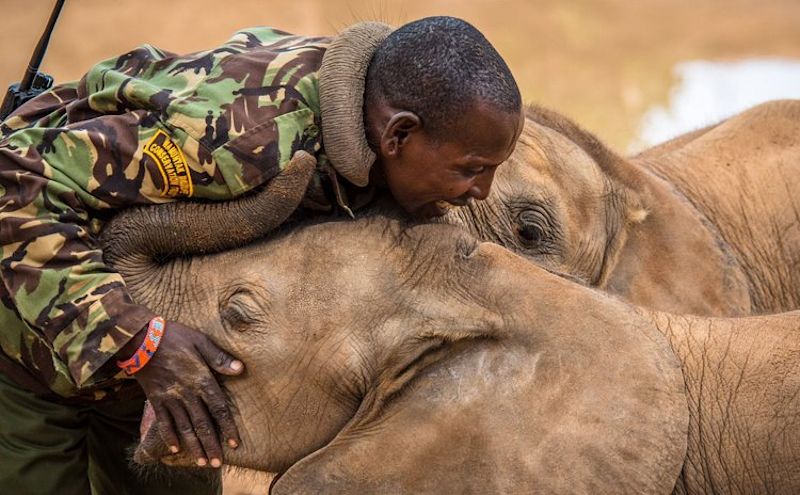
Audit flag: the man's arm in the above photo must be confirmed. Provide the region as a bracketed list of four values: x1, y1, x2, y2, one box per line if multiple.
[0, 26, 325, 464]
[0, 158, 154, 387]
[0, 152, 245, 466]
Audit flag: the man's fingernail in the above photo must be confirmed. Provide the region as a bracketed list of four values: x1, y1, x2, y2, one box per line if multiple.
[169, 445, 179, 454]
[197, 458, 207, 467]
[211, 458, 222, 468]
[230, 360, 243, 372]
[228, 439, 239, 448]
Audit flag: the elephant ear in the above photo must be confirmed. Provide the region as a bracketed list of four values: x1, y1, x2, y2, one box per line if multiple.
[270, 271, 688, 494]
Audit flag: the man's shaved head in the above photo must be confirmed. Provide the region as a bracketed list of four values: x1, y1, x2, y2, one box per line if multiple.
[364, 16, 522, 139]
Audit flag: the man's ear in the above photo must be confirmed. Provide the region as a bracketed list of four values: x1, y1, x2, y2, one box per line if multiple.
[380, 111, 422, 157]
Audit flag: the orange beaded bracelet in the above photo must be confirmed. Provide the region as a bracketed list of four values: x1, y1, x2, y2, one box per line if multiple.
[117, 317, 166, 375]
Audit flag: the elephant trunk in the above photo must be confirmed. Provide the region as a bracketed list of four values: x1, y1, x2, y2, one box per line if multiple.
[101, 151, 317, 271]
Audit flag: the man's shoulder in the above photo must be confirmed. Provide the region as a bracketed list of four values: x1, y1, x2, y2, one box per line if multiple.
[224, 27, 331, 49]
[84, 26, 332, 95]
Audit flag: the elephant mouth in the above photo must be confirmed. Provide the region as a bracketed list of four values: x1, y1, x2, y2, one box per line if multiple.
[134, 401, 191, 466]
[139, 400, 156, 441]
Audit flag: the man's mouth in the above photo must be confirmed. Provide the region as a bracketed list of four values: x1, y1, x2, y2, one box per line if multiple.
[445, 197, 471, 207]
[435, 201, 452, 210]
[416, 199, 471, 219]
[435, 197, 472, 211]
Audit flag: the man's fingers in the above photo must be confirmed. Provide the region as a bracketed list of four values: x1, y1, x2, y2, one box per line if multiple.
[202, 378, 241, 450]
[135, 323, 243, 465]
[185, 396, 224, 468]
[153, 402, 180, 454]
[166, 399, 209, 467]
[199, 338, 244, 376]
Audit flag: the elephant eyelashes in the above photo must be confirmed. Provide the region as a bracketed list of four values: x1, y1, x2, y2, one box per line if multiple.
[510, 202, 558, 251]
[220, 291, 264, 331]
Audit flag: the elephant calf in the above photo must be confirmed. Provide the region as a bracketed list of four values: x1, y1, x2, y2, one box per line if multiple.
[103, 213, 800, 494]
[439, 99, 800, 316]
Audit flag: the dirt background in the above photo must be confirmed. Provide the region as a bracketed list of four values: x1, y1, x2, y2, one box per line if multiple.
[1, 0, 799, 493]
[3, 0, 800, 150]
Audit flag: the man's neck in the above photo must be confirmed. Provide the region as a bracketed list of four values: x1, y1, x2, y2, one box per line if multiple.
[368, 158, 388, 188]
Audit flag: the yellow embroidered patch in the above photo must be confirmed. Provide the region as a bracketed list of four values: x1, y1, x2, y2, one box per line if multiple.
[144, 130, 193, 197]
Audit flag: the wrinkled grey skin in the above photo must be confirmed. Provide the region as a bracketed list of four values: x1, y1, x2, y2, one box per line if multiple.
[438, 100, 800, 316]
[96, 100, 800, 493]
[101, 213, 800, 494]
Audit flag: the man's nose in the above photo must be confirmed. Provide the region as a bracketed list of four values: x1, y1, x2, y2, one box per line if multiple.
[468, 168, 497, 200]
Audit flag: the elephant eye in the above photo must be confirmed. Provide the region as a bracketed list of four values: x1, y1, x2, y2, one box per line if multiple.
[512, 202, 558, 251]
[220, 290, 264, 331]
[509, 202, 562, 256]
[517, 224, 544, 244]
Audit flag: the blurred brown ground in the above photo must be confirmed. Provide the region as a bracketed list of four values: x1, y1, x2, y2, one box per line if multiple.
[3, 0, 800, 150]
[1, 0, 799, 493]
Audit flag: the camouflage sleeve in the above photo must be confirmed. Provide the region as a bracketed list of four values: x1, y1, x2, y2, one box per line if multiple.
[73, 26, 328, 200]
[0, 27, 328, 392]
[0, 145, 155, 389]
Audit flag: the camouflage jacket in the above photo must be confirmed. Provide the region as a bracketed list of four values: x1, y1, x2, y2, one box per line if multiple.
[0, 23, 392, 401]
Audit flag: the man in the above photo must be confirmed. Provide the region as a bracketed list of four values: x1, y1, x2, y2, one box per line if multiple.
[0, 16, 522, 494]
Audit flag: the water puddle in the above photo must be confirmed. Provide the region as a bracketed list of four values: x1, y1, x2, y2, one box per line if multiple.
[634, 58, 800, 150]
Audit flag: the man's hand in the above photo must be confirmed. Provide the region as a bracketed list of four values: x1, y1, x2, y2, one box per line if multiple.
[132, 321, 244, 468]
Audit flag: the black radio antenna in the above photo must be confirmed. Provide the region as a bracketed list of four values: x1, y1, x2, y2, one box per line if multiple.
[0, 0, 67, 120]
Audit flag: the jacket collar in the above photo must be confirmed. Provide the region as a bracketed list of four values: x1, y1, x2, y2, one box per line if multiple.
[318, 22, 394, 187]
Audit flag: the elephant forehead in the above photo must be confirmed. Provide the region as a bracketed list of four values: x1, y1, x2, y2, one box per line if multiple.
[503, 123, 606, 202]
[222, 218, 478, 297]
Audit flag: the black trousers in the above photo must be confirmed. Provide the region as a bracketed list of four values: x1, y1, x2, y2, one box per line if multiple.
[0, 372, 220, 495]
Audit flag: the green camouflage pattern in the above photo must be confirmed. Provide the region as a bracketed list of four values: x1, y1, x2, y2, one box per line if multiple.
[0, 27, 331, 400]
